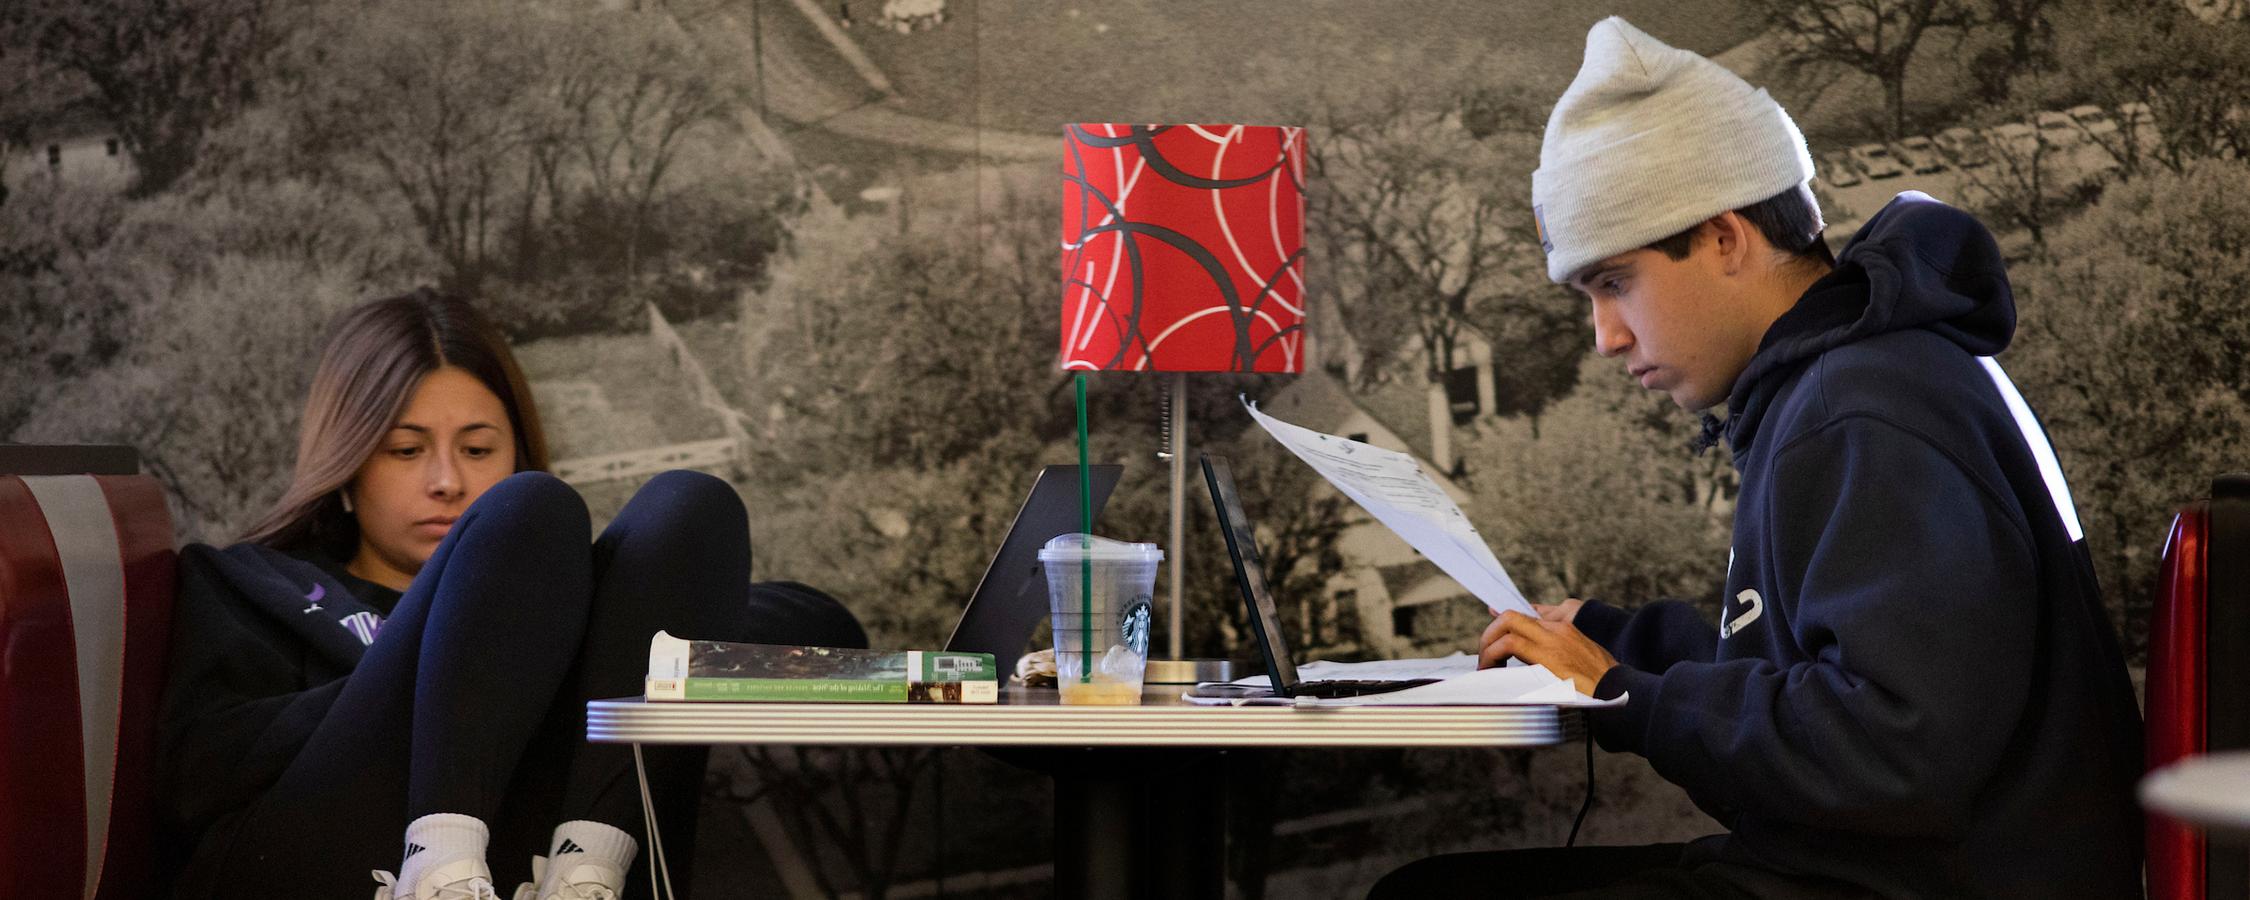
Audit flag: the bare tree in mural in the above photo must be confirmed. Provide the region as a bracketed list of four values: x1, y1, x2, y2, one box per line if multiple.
[1950, 99, 2077, 252]
[286, 1, 553, 292]
[2043, 2, 2250, 177]
[1312, 99, 1530, 392]
[0, 21, 67, 197]
[10, 247, 360, 535]
[713, 745, 940, 899]
[0, 180, 130, 438]
[1965, 0, 2056, 101]
[2005, 161, 2250, 652]
[1751, 0, 1974, 139]
[239, 0, 779, 335]
[1309, 87, 1585, 472]
[548, 11, 735, 292]
[1244, 452, 1355, 652]
[1982, 0, 2054, 65]
[741, 188, 1060, 492]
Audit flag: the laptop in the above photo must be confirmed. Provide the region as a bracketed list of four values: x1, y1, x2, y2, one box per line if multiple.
[1199, 454, 1440, 700]
[943, 464, 1123, 677]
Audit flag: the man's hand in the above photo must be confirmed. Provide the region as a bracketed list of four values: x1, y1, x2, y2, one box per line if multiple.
[1478, 607, 1617, 696]
[1536, 598, 1586, 625]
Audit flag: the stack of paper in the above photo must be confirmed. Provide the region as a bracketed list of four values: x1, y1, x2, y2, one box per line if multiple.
[1184, 655, 1626, 708]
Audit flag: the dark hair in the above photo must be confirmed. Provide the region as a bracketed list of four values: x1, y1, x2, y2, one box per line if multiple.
[1647, 183, 1834, 270]
[240, 288, 549, 553]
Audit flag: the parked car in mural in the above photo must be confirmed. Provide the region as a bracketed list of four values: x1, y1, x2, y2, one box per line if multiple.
[1893, 135, 1946, 174]
[2068, 104, 2119, 140]
[1935, 126, 1992, 168]
[1987, 121, 2039, 158]
[1849, 142, 1906, 178]
[2035, 110, 2087, 148]
[2119, 101, 2157, 138]
[1819, 150, 1862, 187]
[2109, 101, 2165, 157]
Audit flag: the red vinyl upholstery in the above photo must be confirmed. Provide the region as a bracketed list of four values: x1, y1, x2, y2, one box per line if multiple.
[2147, 473, 2250, 900]
[0, 474, 175, 900]
[2148, 502, 2207, 899]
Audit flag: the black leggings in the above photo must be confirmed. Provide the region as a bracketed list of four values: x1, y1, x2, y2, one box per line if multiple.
[214, 470, 865, 896]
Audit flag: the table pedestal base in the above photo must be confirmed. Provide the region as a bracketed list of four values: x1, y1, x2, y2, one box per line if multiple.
[1052, 749, 1228, 900]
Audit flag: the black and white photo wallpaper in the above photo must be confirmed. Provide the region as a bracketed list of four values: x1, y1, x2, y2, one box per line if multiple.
[6, 0, 2244, 895]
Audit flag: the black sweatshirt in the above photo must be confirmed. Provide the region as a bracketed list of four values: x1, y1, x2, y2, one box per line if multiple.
[154, 543, 397, 887]
[1578, 194, 2143, 899]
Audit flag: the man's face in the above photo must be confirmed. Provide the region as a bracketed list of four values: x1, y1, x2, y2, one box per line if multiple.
[1571, 233, 1756, 412]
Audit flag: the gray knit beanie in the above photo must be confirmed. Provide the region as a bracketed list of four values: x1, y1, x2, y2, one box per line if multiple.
[1532, 17, 1815, 284]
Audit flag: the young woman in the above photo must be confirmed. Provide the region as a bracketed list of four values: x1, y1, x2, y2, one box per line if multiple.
[156, 289, 863, 900]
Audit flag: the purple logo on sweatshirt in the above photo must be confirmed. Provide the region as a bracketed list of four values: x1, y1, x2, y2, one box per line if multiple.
[302, 583, 325, 614]
[339, 611, 383, 646]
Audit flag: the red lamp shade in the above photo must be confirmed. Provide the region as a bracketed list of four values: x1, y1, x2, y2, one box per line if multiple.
[1061, 124, 1307, 373]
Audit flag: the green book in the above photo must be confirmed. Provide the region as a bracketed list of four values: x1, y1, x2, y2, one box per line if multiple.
[644, 631, 999, 703]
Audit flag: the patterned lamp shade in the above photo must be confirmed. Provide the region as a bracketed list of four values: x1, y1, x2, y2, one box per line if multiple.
[1061, 124, 1308, 373]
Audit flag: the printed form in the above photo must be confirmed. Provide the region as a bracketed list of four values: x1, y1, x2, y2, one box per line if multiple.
[1244, 397, 1535, 618]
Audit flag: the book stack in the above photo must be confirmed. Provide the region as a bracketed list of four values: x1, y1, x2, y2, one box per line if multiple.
[644, 631, 999, 703]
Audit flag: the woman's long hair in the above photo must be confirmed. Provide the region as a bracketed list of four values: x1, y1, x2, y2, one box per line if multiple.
[239, 288, 549, 555]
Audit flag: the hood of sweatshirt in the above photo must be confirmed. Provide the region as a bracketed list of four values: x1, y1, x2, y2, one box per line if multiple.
[1708, 191, 2016, 458]
[190, 542, 390, 668]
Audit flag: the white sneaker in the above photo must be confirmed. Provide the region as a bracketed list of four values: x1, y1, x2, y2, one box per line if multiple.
[509, 857, 540, 900]
[373, 857, 505, 900]
[511, 853, 625, 900]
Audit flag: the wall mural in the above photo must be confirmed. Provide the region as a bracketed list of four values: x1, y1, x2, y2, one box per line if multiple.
[5, 0, 2247, 896]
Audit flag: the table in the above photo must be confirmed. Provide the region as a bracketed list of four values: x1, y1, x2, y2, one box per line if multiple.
[590, 686, 1579, 899]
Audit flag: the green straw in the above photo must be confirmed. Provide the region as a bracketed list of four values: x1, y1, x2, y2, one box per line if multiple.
[1074, 372, 1093, 683]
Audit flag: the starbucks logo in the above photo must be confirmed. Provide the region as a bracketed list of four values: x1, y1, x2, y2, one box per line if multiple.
[1120, 596, 1152, 657]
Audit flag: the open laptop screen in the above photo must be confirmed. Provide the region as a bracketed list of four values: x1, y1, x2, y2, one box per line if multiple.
[1201, 454, 1303, 693]
[944, 464, 1122, 676]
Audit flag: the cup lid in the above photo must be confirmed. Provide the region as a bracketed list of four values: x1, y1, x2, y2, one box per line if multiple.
[1037, 532, 1164, 563]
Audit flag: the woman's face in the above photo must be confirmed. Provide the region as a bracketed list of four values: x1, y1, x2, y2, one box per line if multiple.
[344, 365, 517, 590]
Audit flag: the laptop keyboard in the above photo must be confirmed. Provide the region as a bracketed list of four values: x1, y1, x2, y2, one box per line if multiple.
[1289, 678, 1442, 699]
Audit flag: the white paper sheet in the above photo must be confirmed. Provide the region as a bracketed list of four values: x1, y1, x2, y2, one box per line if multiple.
[1244, 398, 1533, 617]
[1240, 653, 1482, 685]
[1229, 654, 1538, 689]
[1180, 662, 1625, 708]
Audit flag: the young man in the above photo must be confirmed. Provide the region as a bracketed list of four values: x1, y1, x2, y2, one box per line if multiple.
[1372, 18, 2143, 900]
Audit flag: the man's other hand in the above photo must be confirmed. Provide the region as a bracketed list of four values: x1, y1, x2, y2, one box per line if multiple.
[1536, 598, 1586, 625]
[1478, 608, 1617, 695]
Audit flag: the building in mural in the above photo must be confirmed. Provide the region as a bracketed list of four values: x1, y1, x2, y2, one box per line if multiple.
[3, 113, 131, 194]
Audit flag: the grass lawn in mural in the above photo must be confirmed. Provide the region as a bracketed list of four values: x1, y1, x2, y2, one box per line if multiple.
[847, 0, 1755, 132]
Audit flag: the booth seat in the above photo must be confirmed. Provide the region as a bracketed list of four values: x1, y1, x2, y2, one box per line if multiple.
[1, 448, 175, 900]
[2146, 473, 2250, 900]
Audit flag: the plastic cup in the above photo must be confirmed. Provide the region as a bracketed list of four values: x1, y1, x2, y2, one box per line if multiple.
[1037, 533, 1161, 705]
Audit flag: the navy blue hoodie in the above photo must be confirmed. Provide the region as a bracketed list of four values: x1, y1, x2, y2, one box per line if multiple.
[1575, 193, 2144, 899]
[155, 543, 397, 895]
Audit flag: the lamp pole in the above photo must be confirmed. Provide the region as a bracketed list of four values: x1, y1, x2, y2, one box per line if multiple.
[1166, 372, 1187, 660]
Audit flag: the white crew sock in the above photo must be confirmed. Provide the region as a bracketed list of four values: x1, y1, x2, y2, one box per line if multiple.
[399, 813, 491, 895]
[537, 820, 637, 895]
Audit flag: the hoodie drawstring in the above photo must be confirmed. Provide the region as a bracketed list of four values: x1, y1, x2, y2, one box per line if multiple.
[1691, 412, 1726, 457]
